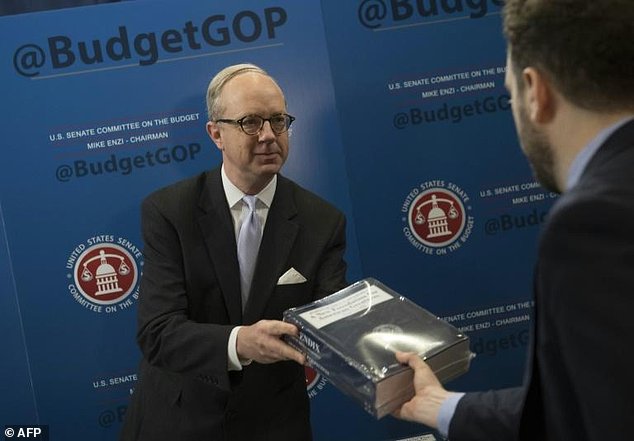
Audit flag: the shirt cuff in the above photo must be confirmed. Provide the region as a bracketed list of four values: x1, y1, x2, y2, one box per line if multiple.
[437, 392, 465, 438]
[227, 326, 252, 371]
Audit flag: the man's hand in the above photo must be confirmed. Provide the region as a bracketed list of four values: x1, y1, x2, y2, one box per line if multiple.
[391, 351, 451, 428]
[236, 320, 306, 365]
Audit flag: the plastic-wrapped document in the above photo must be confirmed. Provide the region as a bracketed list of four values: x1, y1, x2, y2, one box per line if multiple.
[283, 278, 473, 418]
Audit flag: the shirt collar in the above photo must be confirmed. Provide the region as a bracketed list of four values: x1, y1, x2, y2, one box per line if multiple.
[566, 116, 634, 190]
[221, 165, 277, 209]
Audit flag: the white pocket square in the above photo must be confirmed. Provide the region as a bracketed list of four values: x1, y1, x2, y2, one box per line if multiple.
[277, 267, 307, 285]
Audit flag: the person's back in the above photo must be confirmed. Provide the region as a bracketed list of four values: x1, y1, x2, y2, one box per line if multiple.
[393, 2, 634, 440]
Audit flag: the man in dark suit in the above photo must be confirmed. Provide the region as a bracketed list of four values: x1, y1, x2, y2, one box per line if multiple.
[393, 1, 634, 440]
[120, 64, 347, 441]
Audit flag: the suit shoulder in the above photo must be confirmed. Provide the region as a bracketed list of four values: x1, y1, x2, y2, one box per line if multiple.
[282, 176, 343, 217]
[142, 172, 208, 212]
[550, 173, 634, 225]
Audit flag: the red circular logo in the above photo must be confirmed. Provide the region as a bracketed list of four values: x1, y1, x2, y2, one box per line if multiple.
[408, 188, 465, 247]
[74, 244, 138, 305]
[305, 366, 319, 389]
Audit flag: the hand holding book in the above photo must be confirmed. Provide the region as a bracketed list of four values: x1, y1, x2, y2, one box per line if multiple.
[283, 278, 474, 418]
[391, 351, 454, 429]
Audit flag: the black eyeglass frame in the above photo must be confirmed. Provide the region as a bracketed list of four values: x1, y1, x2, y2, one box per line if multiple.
[215, 113, 296, 135]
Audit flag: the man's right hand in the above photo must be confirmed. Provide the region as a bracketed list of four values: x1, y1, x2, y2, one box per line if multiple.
[236, 320, 306, 365]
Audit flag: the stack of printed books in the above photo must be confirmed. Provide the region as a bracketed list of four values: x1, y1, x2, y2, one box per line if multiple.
[284, 278, 473, 419]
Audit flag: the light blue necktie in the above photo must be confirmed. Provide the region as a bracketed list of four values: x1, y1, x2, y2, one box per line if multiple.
[237, 195, 262, 310]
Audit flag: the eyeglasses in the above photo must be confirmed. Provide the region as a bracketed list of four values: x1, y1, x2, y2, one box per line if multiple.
[215, 113, 295, 135]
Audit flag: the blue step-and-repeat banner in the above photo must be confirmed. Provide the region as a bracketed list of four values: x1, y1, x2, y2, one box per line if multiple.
[0, 1, 555, 439]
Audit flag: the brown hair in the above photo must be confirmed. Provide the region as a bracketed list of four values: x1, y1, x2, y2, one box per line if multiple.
[503, 0, 634, 111]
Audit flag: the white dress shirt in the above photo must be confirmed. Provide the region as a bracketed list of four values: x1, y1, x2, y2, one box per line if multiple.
[221, 165, 277, 371]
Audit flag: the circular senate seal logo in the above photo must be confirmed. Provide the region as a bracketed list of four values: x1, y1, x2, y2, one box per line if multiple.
[65, 235, 143, 313]
[401, 181, 474, 255]
[305, 366, 327, 399]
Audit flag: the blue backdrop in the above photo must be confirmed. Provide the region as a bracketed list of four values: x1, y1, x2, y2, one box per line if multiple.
[0, 1, 553, 439]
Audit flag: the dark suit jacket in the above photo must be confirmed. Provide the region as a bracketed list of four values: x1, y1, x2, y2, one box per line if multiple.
[449, 119, 634, 441]
[120, 167, 347, 441]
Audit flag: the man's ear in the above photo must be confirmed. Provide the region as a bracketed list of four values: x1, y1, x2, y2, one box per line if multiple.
[522, 67, 556, 124]
[206, 121, 223, 151]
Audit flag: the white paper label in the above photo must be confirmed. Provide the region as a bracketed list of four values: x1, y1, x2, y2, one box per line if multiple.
[299, 285, 394, 329]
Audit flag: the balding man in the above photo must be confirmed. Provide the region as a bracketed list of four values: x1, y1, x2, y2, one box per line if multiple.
[121, 64, 347, 441]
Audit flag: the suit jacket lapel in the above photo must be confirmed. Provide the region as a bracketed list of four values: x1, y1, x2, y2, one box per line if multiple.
[196, 168, 242, 324]
[243, 175, 298, 324]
